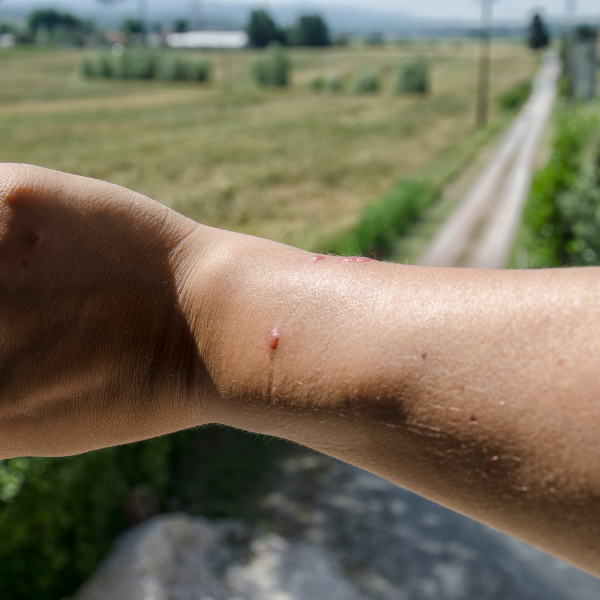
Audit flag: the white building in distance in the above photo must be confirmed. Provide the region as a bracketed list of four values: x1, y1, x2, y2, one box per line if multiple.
[166, 31, 249, 49]
[0, 34, 16, 48]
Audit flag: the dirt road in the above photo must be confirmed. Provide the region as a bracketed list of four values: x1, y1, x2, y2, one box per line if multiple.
[420, 54, 560, 268]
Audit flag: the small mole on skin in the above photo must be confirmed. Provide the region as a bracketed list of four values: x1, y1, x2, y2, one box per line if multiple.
[267, 330, 280, 350]
[310, 255, 326, 263]
[421, 353, 427, 360]
[470, 415, 478, 424]
[341, 256, 372, 263]
[483, 469, 491, 478]
[21, 261, 28, 267]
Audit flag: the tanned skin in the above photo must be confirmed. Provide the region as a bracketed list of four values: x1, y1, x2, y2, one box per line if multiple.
[0, 164, 599, 576]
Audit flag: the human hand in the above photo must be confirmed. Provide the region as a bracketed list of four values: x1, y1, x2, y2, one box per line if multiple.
[0, 164, 213, 458]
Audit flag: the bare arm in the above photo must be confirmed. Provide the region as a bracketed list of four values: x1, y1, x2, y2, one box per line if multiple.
[1, 164, 599, 576]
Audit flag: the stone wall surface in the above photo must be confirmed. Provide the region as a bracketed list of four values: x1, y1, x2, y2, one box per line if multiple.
[76, 452, 600, 600]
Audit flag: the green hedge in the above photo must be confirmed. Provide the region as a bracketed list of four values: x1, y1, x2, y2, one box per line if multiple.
[81, 50, 211, 83]
[498, 80, 532, 112]
[0, 427, 285, 600]
[522, 109, 599, 267]
[330, 178, 437, 259]
[0, 438, 176, 600]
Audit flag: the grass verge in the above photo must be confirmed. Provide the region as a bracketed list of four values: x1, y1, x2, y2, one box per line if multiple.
[320, 110, 515, 260]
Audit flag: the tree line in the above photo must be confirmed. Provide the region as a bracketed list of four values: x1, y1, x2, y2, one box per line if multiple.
[247, 10, 330, 48]
[0, 6, 556, 51]
[0, 7, 331, 48]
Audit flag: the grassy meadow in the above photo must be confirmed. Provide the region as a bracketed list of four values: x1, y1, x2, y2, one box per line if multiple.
[0, 43, 536, 250]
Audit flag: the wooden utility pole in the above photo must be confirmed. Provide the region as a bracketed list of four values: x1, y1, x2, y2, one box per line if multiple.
[476, 0, 495, 129]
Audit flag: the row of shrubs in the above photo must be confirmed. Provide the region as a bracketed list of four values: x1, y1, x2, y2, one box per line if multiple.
[80, 45, 430, 96]
[253, 43, 429, 95]
[522, 107, 600, 267]
[310, 59, 429, 96]
[81, 51, 211, 82]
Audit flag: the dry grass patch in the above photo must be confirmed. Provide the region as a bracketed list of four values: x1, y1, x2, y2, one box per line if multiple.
[0, 44, 536, 249]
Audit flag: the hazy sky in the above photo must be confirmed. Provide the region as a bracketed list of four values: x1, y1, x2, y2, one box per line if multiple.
[3, 0, 599, 23]
[260, 0, 599, 21]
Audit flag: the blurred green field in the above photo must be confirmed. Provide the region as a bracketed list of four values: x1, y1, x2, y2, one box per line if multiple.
[0, 44, 536, 250]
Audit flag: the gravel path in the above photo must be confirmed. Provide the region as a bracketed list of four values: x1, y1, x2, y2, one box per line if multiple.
[420, 53, 559, 269]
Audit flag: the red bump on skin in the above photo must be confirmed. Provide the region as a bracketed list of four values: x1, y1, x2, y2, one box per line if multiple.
[341, 256, 372, 263]
[268, 330, 280, 350]
[310, 255, 326, 263]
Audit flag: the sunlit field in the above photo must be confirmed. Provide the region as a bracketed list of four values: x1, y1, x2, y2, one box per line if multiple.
[0, 44, 536, 250]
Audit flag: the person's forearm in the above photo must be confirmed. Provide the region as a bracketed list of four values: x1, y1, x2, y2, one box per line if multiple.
[1, 165, 598, 577]
[182, 230, 600, 575]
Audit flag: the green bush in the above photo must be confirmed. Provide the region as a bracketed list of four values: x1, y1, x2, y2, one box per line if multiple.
[522, 110, 599, 267]
[186, 59, 211, 82]
[353, 179, 437, 258]
[498, 80, 532, 111]
[325, 73, 343, 92]
[559, 136, 600, 265]
[80, 57, 95, 78]
[396, 57, 429, 95]
[157, 53, 188, 81]
[351, 68, 380, 95]
[0, 426, 286, 600]
[252, 42, 290, 87]
[310, 73, 343, 93]
[120, 50, 158, 80]
[0, 438, 177, 600]
[80, 52, 211, 84]
[310, 75, 325, 91]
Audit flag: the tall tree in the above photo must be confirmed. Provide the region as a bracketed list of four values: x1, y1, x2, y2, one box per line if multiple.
[289, 15, 330, 47]
[97, 0, 147, 43]
[247, 9, 284, 48]
[28, 9, 82, 34]
[174, 19, 188, 33]
[528, 13, 550, 50]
